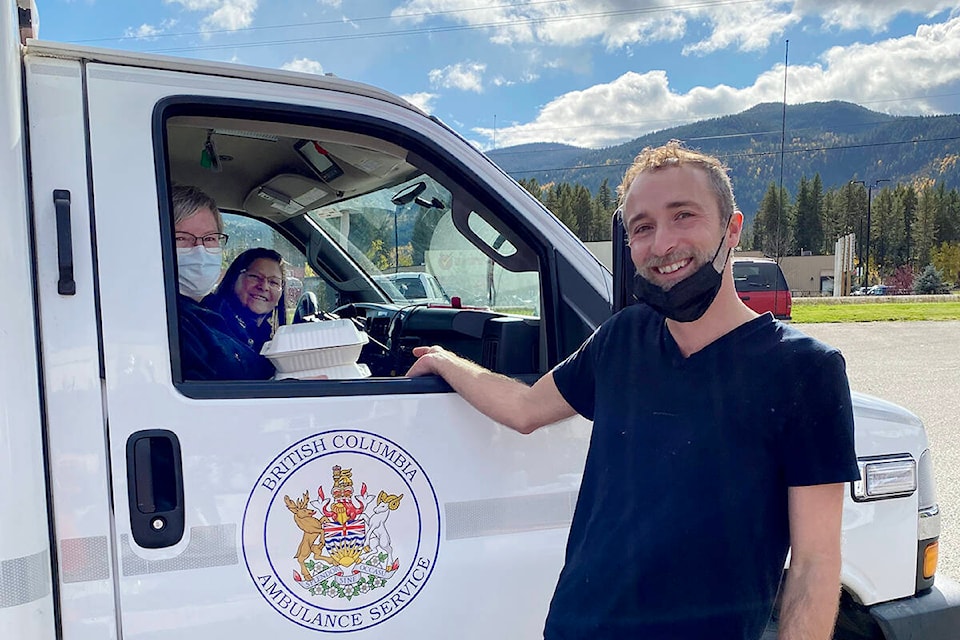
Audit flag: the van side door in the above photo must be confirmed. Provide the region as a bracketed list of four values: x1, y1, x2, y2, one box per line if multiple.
[78, 57, 610, 638]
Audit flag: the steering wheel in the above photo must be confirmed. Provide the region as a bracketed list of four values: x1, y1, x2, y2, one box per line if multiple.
[293, 291, 320, 323]
[385, 305, 426, 376]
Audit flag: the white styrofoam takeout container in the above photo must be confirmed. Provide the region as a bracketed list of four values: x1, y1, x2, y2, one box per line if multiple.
[274, 362, 371, 381]
[261, 319, 369, 376]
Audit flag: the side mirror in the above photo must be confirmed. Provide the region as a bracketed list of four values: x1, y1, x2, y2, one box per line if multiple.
[611, 212, 636, 313]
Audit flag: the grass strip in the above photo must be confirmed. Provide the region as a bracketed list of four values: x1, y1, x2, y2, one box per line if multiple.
[792, 302, 960, 323]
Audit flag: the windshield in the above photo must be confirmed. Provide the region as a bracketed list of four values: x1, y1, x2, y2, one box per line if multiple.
[306, 176, 541, 315]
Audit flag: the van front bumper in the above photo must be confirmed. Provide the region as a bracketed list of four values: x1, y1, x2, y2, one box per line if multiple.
[868, 576, 960, 640]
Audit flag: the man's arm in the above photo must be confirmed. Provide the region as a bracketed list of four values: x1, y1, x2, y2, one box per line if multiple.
[405, 345, 577, 434]
[778, 483, 846, 640]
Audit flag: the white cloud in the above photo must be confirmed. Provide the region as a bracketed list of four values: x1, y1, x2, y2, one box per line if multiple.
[123, 19, 178, 40]
[163, 0, 223, 11]
[317, 0, 342, 7]
[489, 70, 540, 87]
[124, 23, 162, 39]
[393, 0, 960, 57]
[203, 0, 257, 30]
[793, 0, 959, 31]
[164, 0, 220, 12]
[281, 57, 325, 75]
[478, 15, 960, 149]
[429, 61, 486, 92]
[477, 70, 728, 149]
[681, 5, 799, 55]
[165, 0, 258, 31]
[401, 92, 438, 113]
[788, 16, 960, 112]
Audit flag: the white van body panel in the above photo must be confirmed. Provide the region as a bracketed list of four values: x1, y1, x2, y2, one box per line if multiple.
[0, 6, 55, 638]
[24, 39, 422, 113]
[842, 394, 928, 605]
[23, 53, 121, 639]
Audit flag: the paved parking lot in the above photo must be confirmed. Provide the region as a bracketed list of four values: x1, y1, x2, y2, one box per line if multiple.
[796, 320, 960, 582]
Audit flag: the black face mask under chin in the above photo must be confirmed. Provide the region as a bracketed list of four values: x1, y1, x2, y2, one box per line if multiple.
[632, 232, 730, 323]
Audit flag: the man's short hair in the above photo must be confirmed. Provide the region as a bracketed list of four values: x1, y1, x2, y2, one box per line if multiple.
[172, 185, 223, 232]
[617, 140, 737, 224]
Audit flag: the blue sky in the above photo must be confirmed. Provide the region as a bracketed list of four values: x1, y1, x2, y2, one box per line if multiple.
[40, 1, 960, 150]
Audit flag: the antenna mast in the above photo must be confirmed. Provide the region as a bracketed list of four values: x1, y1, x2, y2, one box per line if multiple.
[776, 39, 789, 262]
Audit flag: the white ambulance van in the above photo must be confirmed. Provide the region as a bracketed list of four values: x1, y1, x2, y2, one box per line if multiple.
[2, 2, 958, 638]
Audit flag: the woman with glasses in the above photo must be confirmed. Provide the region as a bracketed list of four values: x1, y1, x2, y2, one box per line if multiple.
[204, 248, 287, 356]
[172, 185, 275, 381]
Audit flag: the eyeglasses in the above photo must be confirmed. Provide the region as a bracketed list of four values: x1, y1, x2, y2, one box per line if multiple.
[175, 231, 229, 250]
[241, 270, 283, 291]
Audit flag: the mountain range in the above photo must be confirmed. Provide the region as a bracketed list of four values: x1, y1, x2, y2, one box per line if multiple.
[486, 101, 960, 220]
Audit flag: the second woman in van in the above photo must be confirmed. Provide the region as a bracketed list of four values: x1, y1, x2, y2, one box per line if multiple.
[203, 248, 287, 355]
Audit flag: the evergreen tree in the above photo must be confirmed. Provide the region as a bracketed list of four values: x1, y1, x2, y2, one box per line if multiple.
[895, 184, 918, 266]
[571, 184, 594, 240]
[753, 183, 790, 257]
[793, 176, 823, 255]
[558, 184, 579, 232]
[913, 263, 948, 294]
[595, 178, 613, 211]
[913, 184, 939, 267]
[931, 182, 953, 245]
[518, 178, 543, 201]
[936, 186, 960, 244]
[870, 187, 899, 277]
[810, 174, 825, 252]
[821, 189, 842, 254]
[591, 179, 614, 241]
[544, 183, 561, 219]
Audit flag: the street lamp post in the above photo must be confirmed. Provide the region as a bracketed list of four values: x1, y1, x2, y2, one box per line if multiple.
[851, 179, 890, 288]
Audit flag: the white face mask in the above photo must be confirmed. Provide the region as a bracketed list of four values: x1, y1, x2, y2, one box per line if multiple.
[177, 246, 222, 300]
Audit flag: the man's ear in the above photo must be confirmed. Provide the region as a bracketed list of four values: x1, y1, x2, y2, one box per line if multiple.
[727, 210, 744, 245]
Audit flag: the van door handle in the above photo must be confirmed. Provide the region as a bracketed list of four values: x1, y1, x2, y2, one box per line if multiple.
[126, 430, 185, 548]
[53, 189, 76, 295]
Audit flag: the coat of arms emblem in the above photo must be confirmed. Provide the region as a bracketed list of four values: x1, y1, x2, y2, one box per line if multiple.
[285, 465, 404, 600]
[243, 430, 441, 632]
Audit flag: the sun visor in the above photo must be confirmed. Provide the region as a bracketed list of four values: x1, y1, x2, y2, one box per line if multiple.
[243, 174, 330, 219]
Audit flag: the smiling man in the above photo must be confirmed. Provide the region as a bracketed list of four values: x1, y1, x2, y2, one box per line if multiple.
[407, 141, 859, 640]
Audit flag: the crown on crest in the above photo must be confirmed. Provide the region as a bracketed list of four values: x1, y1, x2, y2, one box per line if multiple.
[331, 465, 354, 498]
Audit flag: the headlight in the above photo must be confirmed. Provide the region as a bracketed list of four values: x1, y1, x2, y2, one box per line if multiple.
[852, 454, 917, 502]
[917, 449, 938, 511]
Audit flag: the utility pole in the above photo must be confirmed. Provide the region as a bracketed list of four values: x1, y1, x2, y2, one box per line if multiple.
[776, 39, 788, 262]
[850, 179, 890, 288]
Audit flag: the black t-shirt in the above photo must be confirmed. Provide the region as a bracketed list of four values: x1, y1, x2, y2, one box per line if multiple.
[546, 306, 859, 640]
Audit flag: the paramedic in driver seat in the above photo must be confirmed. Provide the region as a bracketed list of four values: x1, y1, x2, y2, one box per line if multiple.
[173, 185, 275, 381]
[406, 141, 859, 640]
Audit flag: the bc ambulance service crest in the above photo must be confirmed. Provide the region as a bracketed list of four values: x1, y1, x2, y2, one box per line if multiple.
[243, 430, 441, 632]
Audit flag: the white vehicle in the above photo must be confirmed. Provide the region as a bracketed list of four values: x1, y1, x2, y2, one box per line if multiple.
[372, 272, 451, 306]
[1, 2, 958, 639]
